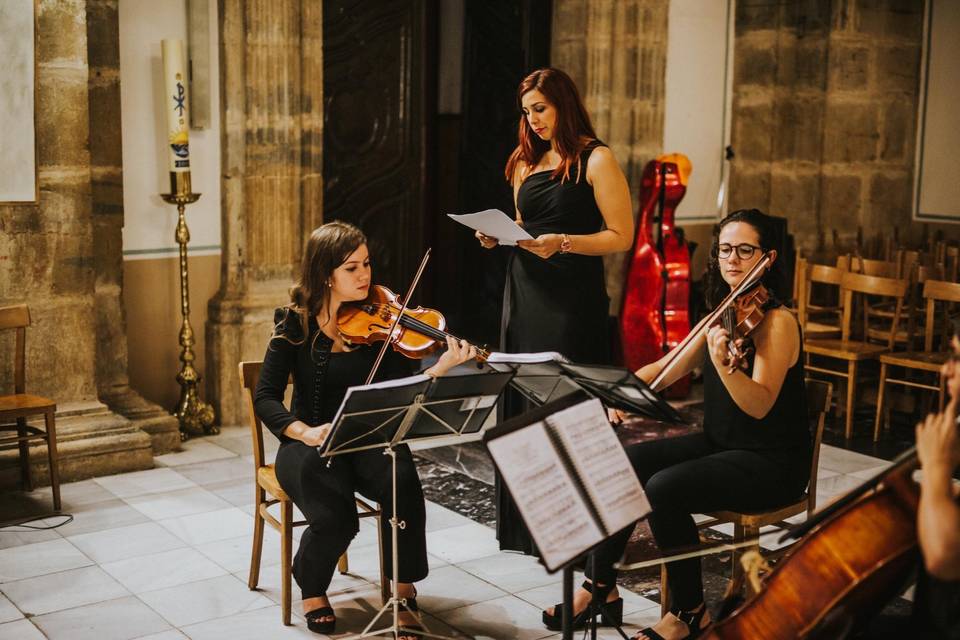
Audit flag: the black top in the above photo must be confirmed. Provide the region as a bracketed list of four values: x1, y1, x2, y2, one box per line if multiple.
[254, 307, 415, 444]
[702, 306, 810, 454]
[503, 139, 610, 364]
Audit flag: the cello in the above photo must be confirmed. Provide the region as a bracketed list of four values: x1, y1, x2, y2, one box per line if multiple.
[619, 153, 693, 397]
[702, 448, 921, 639]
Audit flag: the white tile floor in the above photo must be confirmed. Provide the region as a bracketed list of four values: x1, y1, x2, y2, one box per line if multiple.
[0, 425, 892, 639]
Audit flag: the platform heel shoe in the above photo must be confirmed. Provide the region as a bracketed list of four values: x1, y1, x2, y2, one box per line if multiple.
[542, 580, 624, 631]
[637, 603, 708, 640]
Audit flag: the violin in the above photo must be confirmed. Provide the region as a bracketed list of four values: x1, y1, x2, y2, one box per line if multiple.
[713, 281, 771, 373]
[651, 253, 774, 391]
[337, 284, 490, 362]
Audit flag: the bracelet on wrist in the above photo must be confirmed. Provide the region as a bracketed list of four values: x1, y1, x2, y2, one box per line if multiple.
[559, 233, 572, 254]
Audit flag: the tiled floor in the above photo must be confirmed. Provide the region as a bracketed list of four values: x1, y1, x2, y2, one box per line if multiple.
[0, 422, 901, 639]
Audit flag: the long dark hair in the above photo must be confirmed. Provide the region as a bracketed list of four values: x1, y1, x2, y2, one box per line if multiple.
[704, 209, 787, 310]
[289, 221, 370, 329]
[503, 67, 597, 184]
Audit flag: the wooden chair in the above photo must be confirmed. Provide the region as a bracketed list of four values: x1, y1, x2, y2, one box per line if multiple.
[659, 379, 832, 616]
[796, 259, 846, 340]
[239, 361, 388, 625]
[805, 271, 909, 439]
[873, 279, 960, 441]
[0, 305, 60, 511]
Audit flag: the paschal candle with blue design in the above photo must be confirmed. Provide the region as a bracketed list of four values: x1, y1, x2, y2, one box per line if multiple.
[161, 39, 190, 173]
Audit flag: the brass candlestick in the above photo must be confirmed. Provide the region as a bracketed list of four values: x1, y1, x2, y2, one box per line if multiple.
[162, 171, 216, 440]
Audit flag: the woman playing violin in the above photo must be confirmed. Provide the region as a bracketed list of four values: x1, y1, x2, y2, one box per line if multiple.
[254, 221, 476, 637]
[542, 209, 812, 640]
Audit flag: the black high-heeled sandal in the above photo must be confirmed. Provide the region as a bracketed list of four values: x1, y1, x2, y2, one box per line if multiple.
[635, 603, 707, 640]
[542, 580, 624, 631]
[397, 590, 423, 639]
[304, 606, 336, 634]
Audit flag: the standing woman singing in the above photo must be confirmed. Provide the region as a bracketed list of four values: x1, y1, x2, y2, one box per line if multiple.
[475, 67, 634, 554]
[255, 222, 475, 637]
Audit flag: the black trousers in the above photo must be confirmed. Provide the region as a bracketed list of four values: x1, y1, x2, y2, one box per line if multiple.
[585, 433, 809, 611]
[275, 441, 428, 599]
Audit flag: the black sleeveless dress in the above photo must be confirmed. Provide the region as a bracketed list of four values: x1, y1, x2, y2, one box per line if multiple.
[497, 140, 612, 554]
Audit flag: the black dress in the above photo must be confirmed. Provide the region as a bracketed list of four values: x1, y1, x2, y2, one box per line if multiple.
[254, 308, 428, 598]
[497, 140, 612, 554]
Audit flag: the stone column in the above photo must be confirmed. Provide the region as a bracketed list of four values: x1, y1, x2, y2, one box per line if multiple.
[0, 0, 152, 487]
[87, 0, 180, 454]
[551, 0, 668, 312]
[207, 0, 323, 426]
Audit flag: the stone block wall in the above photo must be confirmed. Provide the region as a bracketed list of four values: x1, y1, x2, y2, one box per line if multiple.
[729, 0, 926, 254]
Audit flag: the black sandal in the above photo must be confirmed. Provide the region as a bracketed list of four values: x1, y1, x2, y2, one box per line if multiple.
[635, 604, 707, 640]
[304, 606, 336, 634]
[397, 590, 423, 639]
[542, 580, 624, 631]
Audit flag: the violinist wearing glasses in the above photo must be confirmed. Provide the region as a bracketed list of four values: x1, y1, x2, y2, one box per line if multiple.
[542, 209, 812, 640]
[254, 221, 476, 637]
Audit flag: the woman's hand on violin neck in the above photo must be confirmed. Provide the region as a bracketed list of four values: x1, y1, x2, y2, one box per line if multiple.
[706, 325, 733, 373]
[517, 233, 563, 259]
[427, 336, 478, 377]
[475, 230, 499, 249]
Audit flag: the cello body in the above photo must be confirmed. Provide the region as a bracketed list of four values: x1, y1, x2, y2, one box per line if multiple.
[703, 467, 920, 639]
[620, 154, 692, 396]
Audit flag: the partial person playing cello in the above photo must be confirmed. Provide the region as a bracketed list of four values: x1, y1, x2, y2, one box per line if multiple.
[254, 221, 476, 637]
[476, 67, 634, 554]
[541, 209, 812, 640]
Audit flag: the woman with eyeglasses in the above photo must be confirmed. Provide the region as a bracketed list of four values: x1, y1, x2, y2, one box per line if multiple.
[541, 209, 811, 640]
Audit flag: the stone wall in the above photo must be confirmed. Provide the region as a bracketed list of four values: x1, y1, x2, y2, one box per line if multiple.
[729, 0, 926, 254]
[552, 0, 669, 311]
[0, 0, 155, 488]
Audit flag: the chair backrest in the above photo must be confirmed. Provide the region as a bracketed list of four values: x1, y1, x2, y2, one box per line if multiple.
[839, 271, 910, 345]
[0, 304, 31, 394]
[852, 256, 899, 278]
[797, 261, 846, 331]
[804, 378, 832, 515]
[921, 280, 960, 352]
[239, 361, 268, 470]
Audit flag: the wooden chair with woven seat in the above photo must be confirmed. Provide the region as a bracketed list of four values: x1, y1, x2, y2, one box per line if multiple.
[805, 271, 910, 439]
[796, 258, 846, 340]
[239, 361, 388, 625]
[658, 379, 833, 616]
[873, 279, 960, 441]
[0, 305, 61, 512]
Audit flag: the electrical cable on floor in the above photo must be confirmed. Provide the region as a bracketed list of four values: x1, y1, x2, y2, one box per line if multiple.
[0, 513, 73, 531]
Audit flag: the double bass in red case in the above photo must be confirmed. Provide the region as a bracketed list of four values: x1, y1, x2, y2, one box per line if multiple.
[619, 153, 693, 397]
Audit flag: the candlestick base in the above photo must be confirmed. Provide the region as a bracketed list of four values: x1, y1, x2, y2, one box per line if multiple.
[161, 188, 216, 440]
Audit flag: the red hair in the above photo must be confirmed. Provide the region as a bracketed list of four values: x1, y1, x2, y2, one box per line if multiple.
[504, 68, 597, 184]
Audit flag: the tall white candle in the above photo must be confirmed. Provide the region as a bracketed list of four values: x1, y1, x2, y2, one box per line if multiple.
[161, 39, 190, 173]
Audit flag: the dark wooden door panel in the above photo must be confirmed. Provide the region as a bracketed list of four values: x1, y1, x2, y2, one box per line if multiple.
[323, 0, 428, 290]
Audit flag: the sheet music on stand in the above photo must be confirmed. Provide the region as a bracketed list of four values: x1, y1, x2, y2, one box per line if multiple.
[319, 370, 514, 457]
[483, 390, 651, 573]
[486, 352, 685, 424]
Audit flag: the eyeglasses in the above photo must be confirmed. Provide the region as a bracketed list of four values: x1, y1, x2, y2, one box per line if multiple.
[718, 243, 763, 260]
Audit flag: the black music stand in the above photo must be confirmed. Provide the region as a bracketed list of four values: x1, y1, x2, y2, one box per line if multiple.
[484, 391, 648, 640]
[320, 370, 514, 639]
[487, 353, 684, 424]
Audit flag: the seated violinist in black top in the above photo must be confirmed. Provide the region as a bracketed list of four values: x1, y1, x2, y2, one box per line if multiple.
[254, 221, 476, 637]
[542, 209, 812, 640]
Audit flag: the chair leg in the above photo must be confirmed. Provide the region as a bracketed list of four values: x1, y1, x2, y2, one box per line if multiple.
[743, 526, 761, 598]
[280, 499, 293, 626]
[337, 551, 349, 574]
[376, 509, 389, 605]
[248, 488, 266, 590]
[660, 564, 669, 618]
[16, 417, 32, 492]
[44, 411, 60, 512]
[873, 363, 887, 442]
[845, 362, 857, 439]
[730, 523, 745, 589]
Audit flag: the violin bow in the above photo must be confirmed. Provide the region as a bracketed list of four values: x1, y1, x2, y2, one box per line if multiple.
[364, 248, 432, 385]
[650, 252, 773, 392]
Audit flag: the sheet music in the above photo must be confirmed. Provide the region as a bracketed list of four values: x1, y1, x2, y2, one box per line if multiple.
[447, 209, 535, 246]
[486, 421, 604, 571]
[486, 351, 568, 364]
[547, 398, 651, 534]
